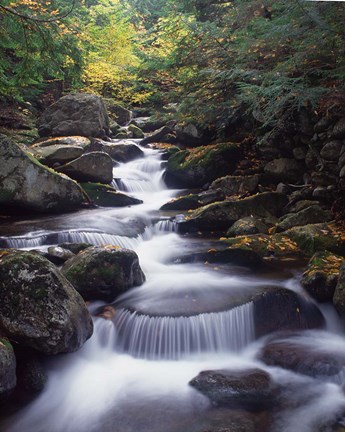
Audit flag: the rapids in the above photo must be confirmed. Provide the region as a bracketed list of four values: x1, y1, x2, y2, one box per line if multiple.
[1, 142, 345, 432]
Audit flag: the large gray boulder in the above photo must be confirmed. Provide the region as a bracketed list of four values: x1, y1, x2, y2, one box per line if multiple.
[0, 250, 93, 355]
[0, 339, 16, 400]
[30, 144, 85, 167]
[56, 151, 114, 184]
[38, 93, 110, 138]
[0, 136, 85, 213]
[62, 246, 146, 302]
[276, 205, 332, 232]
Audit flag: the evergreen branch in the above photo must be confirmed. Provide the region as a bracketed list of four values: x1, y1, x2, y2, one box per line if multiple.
[0, 1, 76, 23]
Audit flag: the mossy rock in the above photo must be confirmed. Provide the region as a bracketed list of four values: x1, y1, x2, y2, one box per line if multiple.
[0, 250, 93, 355]
[179, 192, 287, 233]
[0, 338, 16, 400]
[164, 143, 242, 188]
[221, 233, 304, 259]
[283, 222, 345, 256]
[61, 246, 146, 302]
[276, 205, 332, 232]
[128, 124, 144, 138]
[226, 217, 269, 237]
[301, 251, 343, 302]
[81, 182, 142, 207]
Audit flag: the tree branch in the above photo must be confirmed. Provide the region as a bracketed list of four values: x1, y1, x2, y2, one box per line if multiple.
[0, 1, 76, 23]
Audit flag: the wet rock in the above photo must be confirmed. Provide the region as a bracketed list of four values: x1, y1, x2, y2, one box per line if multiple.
[128, 124, 144, 139]
[57, 242, 93, 255]
[0, 339, 16, 400]
[38, 93, 110, 138]
[331, 117, 345, 139]
[314, 116, 333, 133]
[179, 192, 287, 232]
[56, 151, 114, 184]
[141, 125, 174, 146]
[46, 246, 76, 264]
[312, 186, 332, 201]
[259, 334, 345, 378]
[160, 190, 225, 211]
[283, 223, 345, 256]
[264, 158, 305, 183]
[103, 99, 132, 126]
[253, 287, 325, 338]
[15, 348, 47, 394]
[284, 199, 320, 214]
[221, 234, 304, 259]
[311, 171, 338, 187]
[0, 136, 85, 213]
[189, 368, 277, 409]
[305, 148, 319, 170]
[320, 141, 343, 161]
[276, 205, 332, 232]
[165, 143, 242, 188]
[61, 246, 146, 302]
[293, 146, 308, 160]
[0, 250, 93, 355]
[210, 175, 259, 197]
[226, 217, 269, 237]
[80, 182, 142, 207]
[333, 262, 345, 323]
[103, 142, 144, 162]
[175, 123, 205, 146]
[301, 251, 343, 302]
[30, 136, 91, 148]
[178, 247, 263, 268]
[29, 144, 85, 167]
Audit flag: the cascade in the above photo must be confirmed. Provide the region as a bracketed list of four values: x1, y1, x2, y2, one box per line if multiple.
[2, 140, 345, 432]
[113, 303, 255, 360]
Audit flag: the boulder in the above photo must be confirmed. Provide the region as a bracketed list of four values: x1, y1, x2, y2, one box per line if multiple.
[301, 251, 343, 302]
[160, 189, 225, 211]
[264, 158, 305, 183]
[253, 287, 325, 338]
[30, 136, 91, 148]
[15, 348, 47, 394]
[80, 183, 142, 207]
[333, 262, 345, 323]
[165, 143, 242, 188]
[128, 124, 144, 138]
[45, 246, 76, 265]
[221, 234, 304, 259]
[179, 192, 287, 232]
[331, 117, 345, 139]
[210, 174, 259, 197]
[103, 99, 132, 125]
[283, 222, 345, 256]
[0, 339, 16, 400]
[226, 217, 269, 237]
[103, 141, 144, 162]
[56, 152, 114, 184]
[141, 126, 174, 146]
[38, 93, 110, 138]
[276, 205, 332, 232]
[0, 250, 93, 355]
[320, 140, 343, 161]
[259, 334, 345, 378]
[61, 246, 146, 301]
[29, 144, 84, 167]
[175, 123, 205, 146]
[189, 368, 277, 409]
[0, 136, 85, 213]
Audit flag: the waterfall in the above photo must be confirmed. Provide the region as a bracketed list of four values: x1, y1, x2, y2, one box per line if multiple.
[1, 230, 142, 250]
[112, 302, 255, 360]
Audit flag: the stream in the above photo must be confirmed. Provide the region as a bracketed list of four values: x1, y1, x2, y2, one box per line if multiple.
[1, 142, 345, 432]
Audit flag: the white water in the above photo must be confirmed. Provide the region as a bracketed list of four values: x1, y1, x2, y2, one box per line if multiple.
[3, 142, 345, 432]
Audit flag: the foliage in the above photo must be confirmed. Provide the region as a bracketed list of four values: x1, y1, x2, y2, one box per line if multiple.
[0, 0, 82, 102]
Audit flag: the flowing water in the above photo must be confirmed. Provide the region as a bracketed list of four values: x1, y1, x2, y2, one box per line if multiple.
[1, 142, 345, 432]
